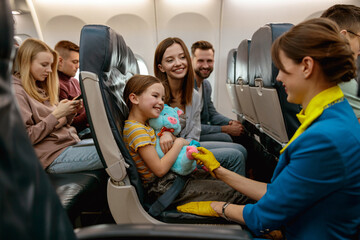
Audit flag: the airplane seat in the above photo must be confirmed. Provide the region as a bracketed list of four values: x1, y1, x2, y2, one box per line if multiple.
[47, 169, 108, 226]
[78, 24, 251, 229]
[226, 48, 243, 117]
[248, 23, 301, 147]
[235, 39, 259, 127]
[4, 6, 108, 230]
[0, 0, 77, 238]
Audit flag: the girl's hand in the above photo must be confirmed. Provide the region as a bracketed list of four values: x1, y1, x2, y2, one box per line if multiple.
[160, 131, 176, 153]
[174, 137, 189, 147]
[52, 99, 81, 119]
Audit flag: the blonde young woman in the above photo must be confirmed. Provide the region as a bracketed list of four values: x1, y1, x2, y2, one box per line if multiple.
[13, 38, 103, 173]
[177, 18, 360, 240]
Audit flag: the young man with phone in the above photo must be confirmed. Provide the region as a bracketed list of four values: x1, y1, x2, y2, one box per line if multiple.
[55, 40, 90, 136]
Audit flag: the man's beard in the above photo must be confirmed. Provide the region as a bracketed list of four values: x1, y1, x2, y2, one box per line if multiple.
[195, 67, 213, 79]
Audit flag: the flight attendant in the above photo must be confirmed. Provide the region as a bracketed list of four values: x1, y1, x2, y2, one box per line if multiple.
[177, 18, 360, 240]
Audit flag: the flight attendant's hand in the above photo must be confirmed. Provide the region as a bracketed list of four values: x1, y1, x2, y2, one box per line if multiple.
[177, 201, 219, 217]
[192, 147, 220, 178]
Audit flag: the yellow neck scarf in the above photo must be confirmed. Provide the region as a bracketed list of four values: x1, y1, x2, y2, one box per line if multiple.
[280, 85, 344, 154]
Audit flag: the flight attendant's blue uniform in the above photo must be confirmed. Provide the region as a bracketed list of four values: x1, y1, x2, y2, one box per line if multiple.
[243, 99, 360, 240]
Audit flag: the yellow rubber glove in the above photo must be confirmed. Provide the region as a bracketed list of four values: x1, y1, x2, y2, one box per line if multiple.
[192, 147, 220, 178]
[177, 201, 219, 217]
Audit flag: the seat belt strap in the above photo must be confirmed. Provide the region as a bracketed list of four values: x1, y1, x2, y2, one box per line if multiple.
[148, 175, 187, 217]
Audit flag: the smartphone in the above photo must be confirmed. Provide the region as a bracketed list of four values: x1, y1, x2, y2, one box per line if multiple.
[73, 94, 83, 100]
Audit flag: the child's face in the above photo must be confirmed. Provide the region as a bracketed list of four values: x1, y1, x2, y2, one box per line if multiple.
[138, 83, 165, 119]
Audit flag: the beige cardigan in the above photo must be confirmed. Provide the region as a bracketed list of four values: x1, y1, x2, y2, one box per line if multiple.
[12, 76, 80, 168]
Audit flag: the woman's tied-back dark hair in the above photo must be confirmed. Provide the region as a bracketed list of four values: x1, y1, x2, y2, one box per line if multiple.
[272, 18, 356, 84]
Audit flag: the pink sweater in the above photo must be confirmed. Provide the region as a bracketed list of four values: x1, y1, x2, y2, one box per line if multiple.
[12, 76, 80, 168]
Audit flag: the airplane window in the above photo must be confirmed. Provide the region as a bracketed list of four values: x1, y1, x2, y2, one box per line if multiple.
[135, 55, 149, 75]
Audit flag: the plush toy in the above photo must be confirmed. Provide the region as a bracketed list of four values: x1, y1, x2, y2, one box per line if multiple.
[149, 104, 199, 176]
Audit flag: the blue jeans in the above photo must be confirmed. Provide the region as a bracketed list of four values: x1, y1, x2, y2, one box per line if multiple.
[200, 132, 233, 142]
[200, 141, 247, 176]
[46, 139, 104, 174]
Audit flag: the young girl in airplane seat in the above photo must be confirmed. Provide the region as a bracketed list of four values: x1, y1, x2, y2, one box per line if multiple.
[123, 74, 252, 206]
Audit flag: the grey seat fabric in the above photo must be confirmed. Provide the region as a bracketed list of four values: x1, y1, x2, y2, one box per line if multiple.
[235, 39, 259, 126]
[79, 24, 144, 207]
[248, 23, 301, 145]
[0, 0, 76, 239]
[226, 48, 243, 116]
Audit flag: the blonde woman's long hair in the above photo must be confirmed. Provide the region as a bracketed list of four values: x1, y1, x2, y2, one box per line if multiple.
[14, 38, 59, 105]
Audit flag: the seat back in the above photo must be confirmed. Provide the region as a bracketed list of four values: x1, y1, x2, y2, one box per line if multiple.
[79, 25, 157, 224]
[226, 48, 242, 116]
[0, 0, 76, 238]
[249, 23, 301, 145]
[235, 39, 259, 126]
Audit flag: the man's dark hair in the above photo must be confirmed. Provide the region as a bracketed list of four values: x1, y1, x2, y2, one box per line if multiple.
[54, 40, 79, 59]
[191, 40, 215, 56]
[321, 4, 360, 32]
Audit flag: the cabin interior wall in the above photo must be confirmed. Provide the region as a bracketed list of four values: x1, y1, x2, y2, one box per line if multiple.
[12, 0, 360, 119]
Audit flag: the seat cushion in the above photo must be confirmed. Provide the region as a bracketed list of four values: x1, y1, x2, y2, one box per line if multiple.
[47, 169, 108, 223]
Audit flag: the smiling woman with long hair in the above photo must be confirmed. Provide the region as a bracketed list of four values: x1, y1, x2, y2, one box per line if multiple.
[154, 37, 248, 177]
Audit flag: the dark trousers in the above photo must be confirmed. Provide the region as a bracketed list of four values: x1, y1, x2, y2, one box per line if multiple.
[232, 122, 279, 183]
